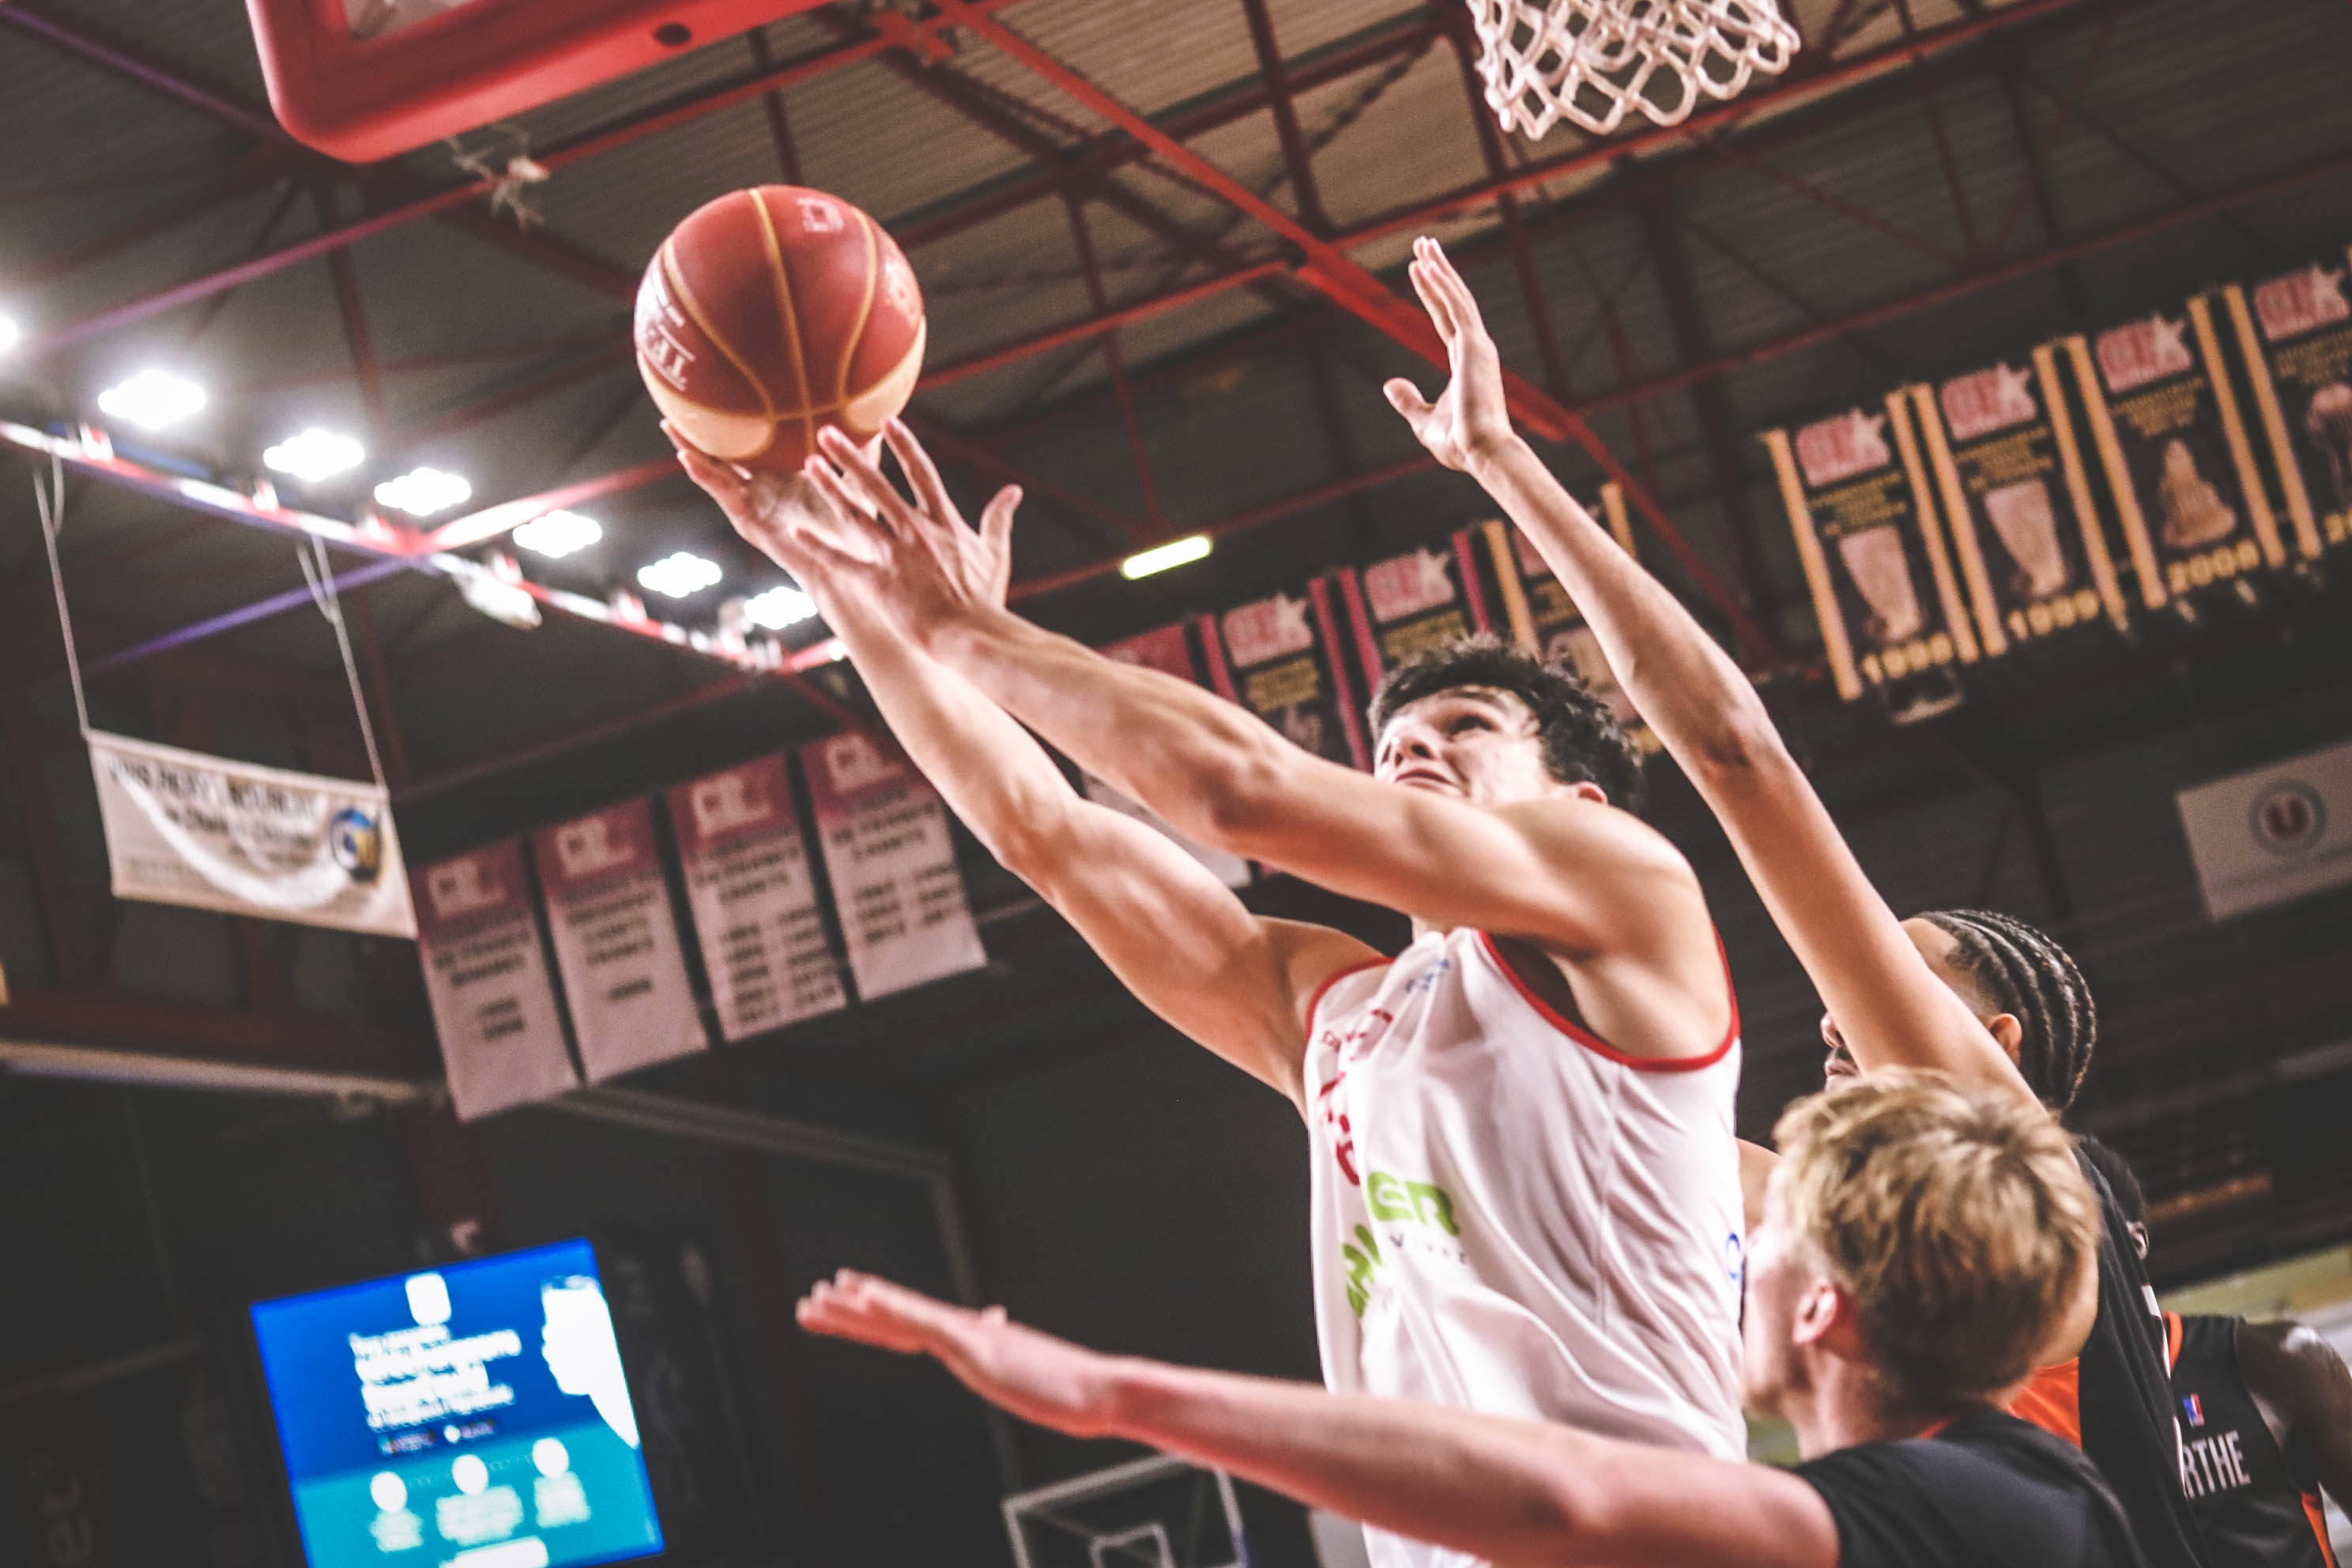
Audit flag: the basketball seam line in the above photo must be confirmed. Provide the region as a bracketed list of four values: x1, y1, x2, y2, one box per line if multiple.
[836, 210, 880, 416]
[752, 190, 817, 460]
[660, 242, 773, 423]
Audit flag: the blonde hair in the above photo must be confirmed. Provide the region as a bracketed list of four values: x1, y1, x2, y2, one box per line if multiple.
[1771, 1071, 2098, 1404]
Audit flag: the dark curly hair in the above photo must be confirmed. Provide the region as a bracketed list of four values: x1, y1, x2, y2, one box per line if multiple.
[1918, 907, 2098, 1111]
[1367, 635, 1645, 809]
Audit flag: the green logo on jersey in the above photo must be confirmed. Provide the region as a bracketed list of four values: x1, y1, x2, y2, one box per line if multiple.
[1342, 1170, 1462, 1317]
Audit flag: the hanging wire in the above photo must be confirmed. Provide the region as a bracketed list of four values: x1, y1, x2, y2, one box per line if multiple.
[32, 450, 92, 737]
[298, 535, 391, 793]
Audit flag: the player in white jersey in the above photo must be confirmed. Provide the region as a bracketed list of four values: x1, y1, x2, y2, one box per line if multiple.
[670, 412, 1747, 1560]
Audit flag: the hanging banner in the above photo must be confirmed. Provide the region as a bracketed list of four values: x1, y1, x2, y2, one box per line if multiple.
[1765, 398, 1979, 701]
[530, 799, 709, 1082]
[1908, 350, 2130, 651]
[413, 841, 579, 1121]
[2177, 737, 2352, 922]
[800, 731, 987, 1001]
[85, 730, 414, 937]
[1200, 578, 1370, 770]
[1334, 533, 1494, 686]
[665, 755, 846, 1042]
[1087, 626, 1250, 888]
[1475, 487, 1655, 749]
[2223, 250, 2352, 560]
[2064, 302, 2284, 611]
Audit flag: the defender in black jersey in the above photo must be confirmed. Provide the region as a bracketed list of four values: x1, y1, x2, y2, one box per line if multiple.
[2169, 1313, 2350, 1568]
[803, 1076, 2150, 1568]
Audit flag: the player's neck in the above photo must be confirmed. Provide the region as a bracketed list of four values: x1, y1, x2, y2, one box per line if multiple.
[1785, 1358, 1981, 1457]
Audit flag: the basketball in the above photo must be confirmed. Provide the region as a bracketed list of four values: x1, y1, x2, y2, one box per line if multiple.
[635, 185, 927, 473]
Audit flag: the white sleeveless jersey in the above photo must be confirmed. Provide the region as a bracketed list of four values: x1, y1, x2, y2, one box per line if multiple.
[1305, 925, 1746, 1568]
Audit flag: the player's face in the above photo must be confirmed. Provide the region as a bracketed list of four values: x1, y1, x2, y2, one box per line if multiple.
[1374, 687, 1574, 808]
[1817, 918, 1973, 1084]
[1739, 1190, 1805, 1417]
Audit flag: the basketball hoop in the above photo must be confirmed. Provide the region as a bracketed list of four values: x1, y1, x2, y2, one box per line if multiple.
[1465, 0, 1801, 139]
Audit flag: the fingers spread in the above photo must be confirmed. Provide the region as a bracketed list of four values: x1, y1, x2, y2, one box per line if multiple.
[881, 417, 959, 534]
[817, 424, 911, 535]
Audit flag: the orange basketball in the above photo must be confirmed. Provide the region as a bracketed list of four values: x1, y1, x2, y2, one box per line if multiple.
[635, 186, 926, 473]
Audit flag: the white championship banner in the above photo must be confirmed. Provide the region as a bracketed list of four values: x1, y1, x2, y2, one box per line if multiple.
[412, 841, 579, 1121]
[2177, 737, 2352, 922]
[86, 729, 415, 937]
[800, 731, 987, 1001]
[666, 754, 846, 1042]
[530, 799, 710, 1081]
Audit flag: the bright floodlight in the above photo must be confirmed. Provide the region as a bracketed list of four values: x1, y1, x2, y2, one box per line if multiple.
[1120, 534, 1212, 579]
[638, 551, 723, 599]
[512, 509, 602, 559]
[741, 584, 816, 630]
[374, 466, 472, 517]
[96, 369, 206, 430]
[262, 428, 364, 484]
[0, 315, 20, 356]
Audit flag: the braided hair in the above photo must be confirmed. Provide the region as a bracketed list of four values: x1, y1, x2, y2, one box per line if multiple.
[1918, 908, 2098, 1110]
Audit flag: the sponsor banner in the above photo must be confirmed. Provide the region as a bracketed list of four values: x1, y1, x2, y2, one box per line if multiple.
[2177, 737, 2352, 921]
[1908, 350, 2130, 650]
[665, 755, 846, 1043]
[799, 731, 987, 1001]
[412, 842, 579, 1121]
[85, 730, 414, 937]
[2223, 249, 2352, 560]
[1090, 626, 1250, 888]
[1200, 579, 1370, 770]
[2065, 300, 2285, 610]
[530, 800, 709, 1081]
[1474, 492, 1656, 752]
[1765, 397, 1980, 701]
[1334, 533, 1494, 684]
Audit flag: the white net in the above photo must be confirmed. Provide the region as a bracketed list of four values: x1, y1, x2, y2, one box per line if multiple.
[1466, 0, 1802, 140]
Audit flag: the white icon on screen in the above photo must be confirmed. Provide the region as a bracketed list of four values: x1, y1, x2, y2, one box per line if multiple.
[452, 1454, 490, 1495]
[540, 1276, 640, 1449]
[405, 1273, 452, 1327]
[371, 1472, 409, 1512]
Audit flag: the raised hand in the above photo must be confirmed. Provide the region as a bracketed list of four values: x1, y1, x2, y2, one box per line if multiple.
[1383, 236, 1517, 472]
[808, 419, 1020, 620]
[797, 1269, 1118, 1438]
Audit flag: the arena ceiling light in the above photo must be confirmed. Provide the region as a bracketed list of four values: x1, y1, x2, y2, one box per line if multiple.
[0, 314, 20, 356]
[96, 368, 206, 430]
[374, 466, 472, 517]
[262, 428, 364, 484]
[741, 584, 816, 630]
[1119, 534, 1212, 580]
[512, 508, 602, 559]
[638, 551, 723, 599]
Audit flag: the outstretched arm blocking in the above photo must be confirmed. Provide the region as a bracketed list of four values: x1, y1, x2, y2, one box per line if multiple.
[799, 1271, 1837, 1568]
[1386, 237, 2033, 1109]
[673, 432, 1370, 1100]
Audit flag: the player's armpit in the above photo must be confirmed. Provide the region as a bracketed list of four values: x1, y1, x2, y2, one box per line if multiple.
[2237, 1318, 2352, 1506]
[1016, 799, 1378, 1104]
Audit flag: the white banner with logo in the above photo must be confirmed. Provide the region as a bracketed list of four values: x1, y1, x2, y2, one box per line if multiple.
[666, 755, 846, 1042]
[530, 799, 709, 1081]
[800, 732, 987, 1001]
[413, 842, 579, 1121]
[85, 729, 414, 937]
[2177, 737, 2352, 920]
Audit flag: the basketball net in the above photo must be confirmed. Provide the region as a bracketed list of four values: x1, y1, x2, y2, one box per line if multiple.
[1465, 0, 1800, 139]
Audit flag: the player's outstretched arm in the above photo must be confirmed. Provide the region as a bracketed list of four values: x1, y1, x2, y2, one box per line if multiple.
[2237, 1317, 2352, 1512]
[798, 423, 1711, 976]
[673, 434, 1372, 1102]
[799, 1270, 1835, 1568]
[1385, 236, 2032, 1107]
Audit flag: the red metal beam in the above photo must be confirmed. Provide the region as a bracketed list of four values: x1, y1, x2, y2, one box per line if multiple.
[1445, 22, 1570, 398]
[932, 0, 1778, 665]
[918, 262, 1287, 390]
[5, 154, 288, 291]
[902, 410, 1152, 546]
[1984, 9, 2117, 258]
[318, 187, 390, 443]
[1238, 0, 1333, 233]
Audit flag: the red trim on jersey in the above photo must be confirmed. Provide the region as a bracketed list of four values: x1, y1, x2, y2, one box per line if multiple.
[1472, 930, 1740, 1072]
[2304, 1493, 2340, 1568]
[1304, 956, 1393, 1037]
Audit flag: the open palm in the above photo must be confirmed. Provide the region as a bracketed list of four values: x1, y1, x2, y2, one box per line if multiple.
[1384, 236, 1517, 473]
